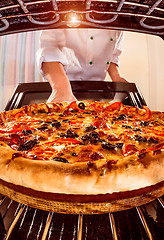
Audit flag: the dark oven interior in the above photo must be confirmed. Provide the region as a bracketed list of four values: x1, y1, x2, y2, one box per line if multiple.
[0, 0, 163, 39]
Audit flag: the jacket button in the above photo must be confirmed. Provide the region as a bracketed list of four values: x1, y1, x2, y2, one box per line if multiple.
[110, 38, 113, 41]
[107, 62, 109, 64]
[89, 61, 93, 65]
[90, 36, 93, 40]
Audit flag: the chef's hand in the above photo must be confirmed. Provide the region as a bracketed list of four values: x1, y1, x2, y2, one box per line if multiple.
[47, 89, 77, 103]
[42, 61, 77, 103]
[115, 77, 128, 83]
[108, 62, 128, 82]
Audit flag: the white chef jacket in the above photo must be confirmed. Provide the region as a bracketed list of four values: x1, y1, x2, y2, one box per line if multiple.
[37, 29, 124, 81]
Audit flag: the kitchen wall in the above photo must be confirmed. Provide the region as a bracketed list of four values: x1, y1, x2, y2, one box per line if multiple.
[119, 31, 164, 111]
[0, 30, 163, 112]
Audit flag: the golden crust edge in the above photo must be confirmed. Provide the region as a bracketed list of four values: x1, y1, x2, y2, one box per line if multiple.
[0, 141, 163, 195]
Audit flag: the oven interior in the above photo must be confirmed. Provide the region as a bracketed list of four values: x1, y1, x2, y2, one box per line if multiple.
[0, 1, 164, 240]
[0, 0, 163, 38]
[5, 81, 147, 111]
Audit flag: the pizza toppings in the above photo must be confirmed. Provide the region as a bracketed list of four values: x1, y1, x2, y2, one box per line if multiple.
[81, 131, 100, 144]
[18, 139, 39, 151]
[78, 102, 85, 110]
[133, 135, 147, 142]
[101, 141, 116, 151]
[0, 101, 163, 168]
[105, 102, 122, 112]
[52, 157, 69, 163]
[122, 143, 138, 156]
[0, 100, 164, 199]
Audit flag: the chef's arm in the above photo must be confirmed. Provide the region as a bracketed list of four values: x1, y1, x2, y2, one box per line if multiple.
[42, 61, 77, 102]
[108, 62, 128, 82]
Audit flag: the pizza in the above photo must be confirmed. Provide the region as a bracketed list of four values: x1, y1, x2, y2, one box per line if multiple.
[0, 101, 163, 200]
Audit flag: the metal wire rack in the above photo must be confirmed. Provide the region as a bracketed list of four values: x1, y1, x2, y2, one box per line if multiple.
[0, 0, 163, 38]
[0, 194, 164, 240]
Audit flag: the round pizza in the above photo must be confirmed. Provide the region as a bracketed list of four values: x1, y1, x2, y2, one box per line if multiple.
[0, 101, 163, 200]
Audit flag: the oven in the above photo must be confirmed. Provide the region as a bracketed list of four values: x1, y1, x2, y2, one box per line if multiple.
[0, 1, 164, 240]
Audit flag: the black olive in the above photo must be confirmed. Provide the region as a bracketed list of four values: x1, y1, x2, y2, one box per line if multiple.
[115, 142, 124, 148]
[90, 131, 100, 139]
[22, 129, 33, 135]
[52, 157, 69, 163]
[78, 102, 85, 110]
[38, 109, 46, 113]
[62, 119, 70, 123]
[81, 133, 90, 141]
[85, 125, 97, 132]
[71, 152, 78, 156]
[52, 121, 61, 129]
[148, 137, 159, 144]
[90, 132, 100, 143]
[133, 127, 142, 132]
[45, 120, 52, 124]
[133, 135, 147, 142]
[66, 129, 79, 138]
[60, 133, 66, 138]
[81, 131, 100, 143]
[59, 114, 64, 117]
[137, 152, 146, 160]
[90, 138, 99, 144]
[140, 121, 150, 127]
[121, 125, 132, 129]
[70, 110, 78, 113]
[37, 124, 49, 131]
[87, 161, 94, 168]
[101, 142, 116, 150]
[113, 114, 127, 121]
[18, 139, 39, 151]
[84, 112, 91, 115]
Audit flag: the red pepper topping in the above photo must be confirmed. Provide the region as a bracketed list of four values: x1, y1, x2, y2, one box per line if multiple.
[122, 143, 138, 156]
[147, 142, 164, 152]
[93, 117, 109, 129]
[142, 128, 164, 136]
[105, 102, 122, 111]
[70, 120, 83, 128]
[137, 105, 151, 120]
[68, 101, 80, 111]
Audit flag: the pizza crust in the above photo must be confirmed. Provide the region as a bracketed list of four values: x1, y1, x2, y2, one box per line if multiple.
[0, 141, 163, 195]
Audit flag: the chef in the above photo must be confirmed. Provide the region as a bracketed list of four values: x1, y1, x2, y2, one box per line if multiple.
[37, 28, 127, 102]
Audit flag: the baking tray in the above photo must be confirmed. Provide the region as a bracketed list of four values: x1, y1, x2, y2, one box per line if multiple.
[0, 179, 163, 214]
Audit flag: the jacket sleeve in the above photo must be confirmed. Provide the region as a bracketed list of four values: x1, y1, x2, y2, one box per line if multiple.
[111, 31, 125, 67]
[36, 29, 69, 76]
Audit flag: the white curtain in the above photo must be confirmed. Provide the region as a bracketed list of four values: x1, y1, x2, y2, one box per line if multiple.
[0, 31, 41, 112]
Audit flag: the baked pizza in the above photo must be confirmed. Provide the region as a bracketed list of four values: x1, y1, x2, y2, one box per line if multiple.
[0, 101, 163, 199]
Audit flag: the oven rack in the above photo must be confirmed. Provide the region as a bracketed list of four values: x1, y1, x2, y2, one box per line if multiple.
[0, 194, 164, 240]
[0, 0, 163, 38]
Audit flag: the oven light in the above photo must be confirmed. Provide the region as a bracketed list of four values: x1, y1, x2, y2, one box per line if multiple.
[65, 12, 82, 27]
